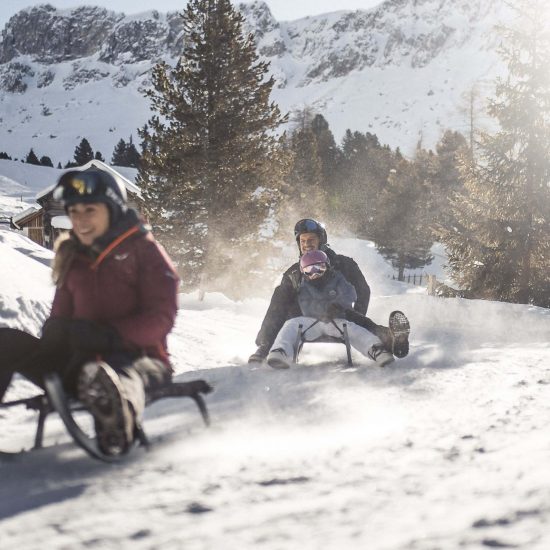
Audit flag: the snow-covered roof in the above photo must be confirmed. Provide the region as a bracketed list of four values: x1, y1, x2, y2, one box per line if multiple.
[51, 215, 72, 230]
[35, 160, 141, 201]
[12, 207, 40, 228]
[35, 184, 55, 202]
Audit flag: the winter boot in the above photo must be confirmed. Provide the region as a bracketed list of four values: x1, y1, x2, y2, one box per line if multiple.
[267, 348, 290, 369]
[77, 361, 135, 456]
[388, 310, 410, 358]
[248, 344, 270, 364]
[367, 343, 395, 367]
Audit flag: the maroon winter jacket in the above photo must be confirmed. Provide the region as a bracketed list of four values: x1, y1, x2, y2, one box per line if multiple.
[50, 224, 180, 365]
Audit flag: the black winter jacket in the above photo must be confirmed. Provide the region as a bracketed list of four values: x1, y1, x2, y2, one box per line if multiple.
[255, 246, 370, 348]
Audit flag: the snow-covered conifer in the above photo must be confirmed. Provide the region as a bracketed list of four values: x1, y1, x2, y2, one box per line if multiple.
[440, 0, 550, 306]
[138, 0, 288, 297]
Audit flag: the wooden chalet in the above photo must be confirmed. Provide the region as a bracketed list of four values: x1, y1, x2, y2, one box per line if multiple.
[14, 160, 141, 249]
[12, 207, 45, 246]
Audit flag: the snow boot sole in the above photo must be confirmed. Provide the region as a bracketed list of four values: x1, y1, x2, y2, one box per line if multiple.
[77, 362, 134, 456]
[389, 311, 410, 359]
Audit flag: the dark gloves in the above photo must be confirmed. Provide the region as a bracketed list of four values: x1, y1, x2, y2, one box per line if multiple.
[41, 317, 71, 354]
[68, 319, 120, 353]
[42, 318, 121, 354]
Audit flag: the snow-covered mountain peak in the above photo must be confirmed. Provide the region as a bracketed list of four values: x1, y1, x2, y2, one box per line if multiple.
[0, 4, 123, 64]
[0, 0, 508, 76]
[0, 0, 512, 162]
[238, 1, 278, 29]
[278, 0, 507, 84]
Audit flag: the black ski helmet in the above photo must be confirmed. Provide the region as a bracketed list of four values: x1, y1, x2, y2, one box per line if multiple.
[54, 167, 128, 223]
[294, 218, 327, 247]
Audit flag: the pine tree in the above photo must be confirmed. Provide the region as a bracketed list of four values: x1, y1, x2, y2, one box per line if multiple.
[94, 151, 105, 162]
[112, 137, 141, 167]
[283, 127, 324, 218]
[439, 0, 550, 306]
[290, 107, 315, 132]
[25, 148, 41, 165]
[73, 138, 94, 165]
[57, 162, 62, 169]
[125, 136, 141, 168]
[0, 151, 11, 160]
[435, 131, 468, 189]
[370, 154, 434, 279]
[280, 113, 340, 224]
[311, 114, 341, 218]
[40, 155, 53, 167]
[138, 0, 288, 297]
[111, 138, 128, 166]
[311, 114, 339, 181]
[431, 130, 469, 231]
[336, 130, 395, 237]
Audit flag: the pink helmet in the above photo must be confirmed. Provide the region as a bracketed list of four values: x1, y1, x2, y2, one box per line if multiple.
[300, 250, 329, 279]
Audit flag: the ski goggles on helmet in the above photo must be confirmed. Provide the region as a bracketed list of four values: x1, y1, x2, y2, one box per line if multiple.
[294, 218, 323, 238]
[53, 171, 107, 201]
[302, 262, 327, 279]
[53, 170, 126, 210]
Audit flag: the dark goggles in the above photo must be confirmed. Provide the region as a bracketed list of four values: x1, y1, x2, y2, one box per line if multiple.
[294, 218, 322, 238]
[53, 172, 108, 202]
[302, 263, 327, 279]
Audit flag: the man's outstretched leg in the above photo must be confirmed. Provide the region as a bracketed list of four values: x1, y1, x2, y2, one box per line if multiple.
[344, 311, 410, 367]
[343, 309, 410, 364]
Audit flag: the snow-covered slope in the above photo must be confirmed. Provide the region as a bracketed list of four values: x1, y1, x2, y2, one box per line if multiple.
[0, 158, 59, 199]
[0, 227, 54, 334]
[0, 221, 549, 549]
[0, 0, 511, 163]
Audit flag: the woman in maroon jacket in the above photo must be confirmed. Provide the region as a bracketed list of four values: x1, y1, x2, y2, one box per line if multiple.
[0, 168, 179, 456]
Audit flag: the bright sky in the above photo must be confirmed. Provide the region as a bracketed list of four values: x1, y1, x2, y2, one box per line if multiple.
[0, 0, 382, 29]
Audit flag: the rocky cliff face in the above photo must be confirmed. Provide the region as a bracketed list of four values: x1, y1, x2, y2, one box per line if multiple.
[0, 5, 122, 64]
[0, 0, 505, 87]
[0, 0, 510, 160]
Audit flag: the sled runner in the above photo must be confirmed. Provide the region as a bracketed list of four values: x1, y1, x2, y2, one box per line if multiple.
[293, 320, 354, 367]
[0, 373, 213, 462]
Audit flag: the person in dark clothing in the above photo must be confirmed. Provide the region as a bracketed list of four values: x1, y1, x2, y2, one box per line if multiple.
[266, 249, 398, 369]
[249, 218, 371, 363]
[0, 167, 179, 456]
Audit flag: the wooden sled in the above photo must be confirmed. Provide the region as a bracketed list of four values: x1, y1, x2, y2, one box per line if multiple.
[0, 373, 213, 463]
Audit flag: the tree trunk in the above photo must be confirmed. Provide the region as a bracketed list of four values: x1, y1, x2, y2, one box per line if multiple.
[518, 183, 534, 304]
[198, 272, 207, 302]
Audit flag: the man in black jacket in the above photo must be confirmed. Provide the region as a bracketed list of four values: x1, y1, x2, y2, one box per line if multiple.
[249, 218, 372, 363]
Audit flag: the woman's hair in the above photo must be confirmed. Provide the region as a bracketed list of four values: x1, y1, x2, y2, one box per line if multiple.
[51, 232, 79, 287]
